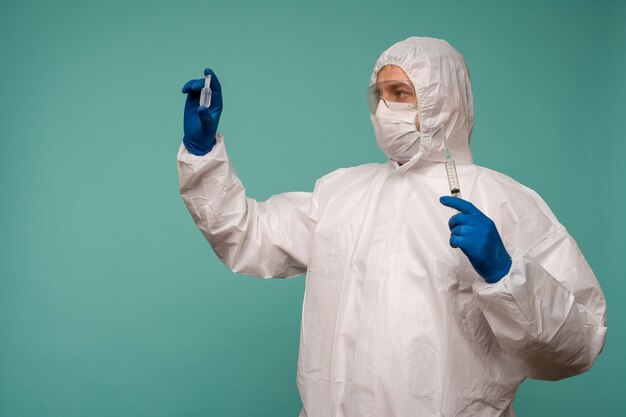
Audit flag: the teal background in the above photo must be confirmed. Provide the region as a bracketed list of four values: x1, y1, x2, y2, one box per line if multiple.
[1, 0, 624, 416]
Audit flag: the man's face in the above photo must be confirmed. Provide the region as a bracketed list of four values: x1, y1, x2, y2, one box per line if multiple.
[376, 65, 420, 130]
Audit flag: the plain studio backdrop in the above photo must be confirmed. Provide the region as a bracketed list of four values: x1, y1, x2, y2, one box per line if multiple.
[0, 0, 624, 416]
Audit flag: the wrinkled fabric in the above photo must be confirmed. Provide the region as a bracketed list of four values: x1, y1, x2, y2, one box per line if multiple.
[177, 37, 606, 417]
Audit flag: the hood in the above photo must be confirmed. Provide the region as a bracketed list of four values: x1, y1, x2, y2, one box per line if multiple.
[370, 37, 474, 166]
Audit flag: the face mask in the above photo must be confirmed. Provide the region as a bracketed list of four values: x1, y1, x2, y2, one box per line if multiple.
[372, 100, 421, 164]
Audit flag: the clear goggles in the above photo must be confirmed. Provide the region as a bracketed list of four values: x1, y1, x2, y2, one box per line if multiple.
[367, 80, 418, 114]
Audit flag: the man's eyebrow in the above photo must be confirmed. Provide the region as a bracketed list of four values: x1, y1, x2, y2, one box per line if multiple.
[381, 81, 405, 86]
[382, 81, 414, 91]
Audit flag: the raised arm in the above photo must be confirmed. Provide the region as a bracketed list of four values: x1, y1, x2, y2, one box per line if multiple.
[177, 68, 318, 278]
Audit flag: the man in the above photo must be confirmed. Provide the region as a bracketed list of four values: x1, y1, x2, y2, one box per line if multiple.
[177, 37, 606, 417]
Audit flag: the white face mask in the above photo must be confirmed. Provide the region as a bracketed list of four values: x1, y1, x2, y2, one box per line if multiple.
[372, 100, 421, 164]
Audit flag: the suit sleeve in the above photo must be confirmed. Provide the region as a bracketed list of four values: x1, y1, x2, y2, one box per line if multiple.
[177, 134, 319, 278]
[471, 192, 607, 381]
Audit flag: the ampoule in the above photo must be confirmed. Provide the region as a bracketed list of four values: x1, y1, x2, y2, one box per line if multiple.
[199, 74, 212, 108]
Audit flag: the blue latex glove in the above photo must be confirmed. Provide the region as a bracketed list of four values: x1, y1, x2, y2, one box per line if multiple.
[440, 196, 512, 283]
[181, 68, 223, 156]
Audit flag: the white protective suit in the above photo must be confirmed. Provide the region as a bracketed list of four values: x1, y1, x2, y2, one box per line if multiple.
[177, 37, 607, 417]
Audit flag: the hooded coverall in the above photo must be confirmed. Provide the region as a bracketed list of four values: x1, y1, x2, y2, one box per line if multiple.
[177, 37, 607, 417]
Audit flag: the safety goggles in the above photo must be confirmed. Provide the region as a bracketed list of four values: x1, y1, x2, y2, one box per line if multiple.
[367, 80, 418, 114]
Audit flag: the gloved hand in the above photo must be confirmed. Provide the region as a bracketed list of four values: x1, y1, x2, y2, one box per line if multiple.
[439, 196, 512, 283]
[181, 68, 223, 156]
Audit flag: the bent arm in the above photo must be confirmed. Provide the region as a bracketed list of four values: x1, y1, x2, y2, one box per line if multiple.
[472, 228, 607, 381]
[177, 134, 317, 278]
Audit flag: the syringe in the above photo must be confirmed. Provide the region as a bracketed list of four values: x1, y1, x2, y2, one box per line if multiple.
[199, 73, 212, 108]
[443, 131, 461, 198]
